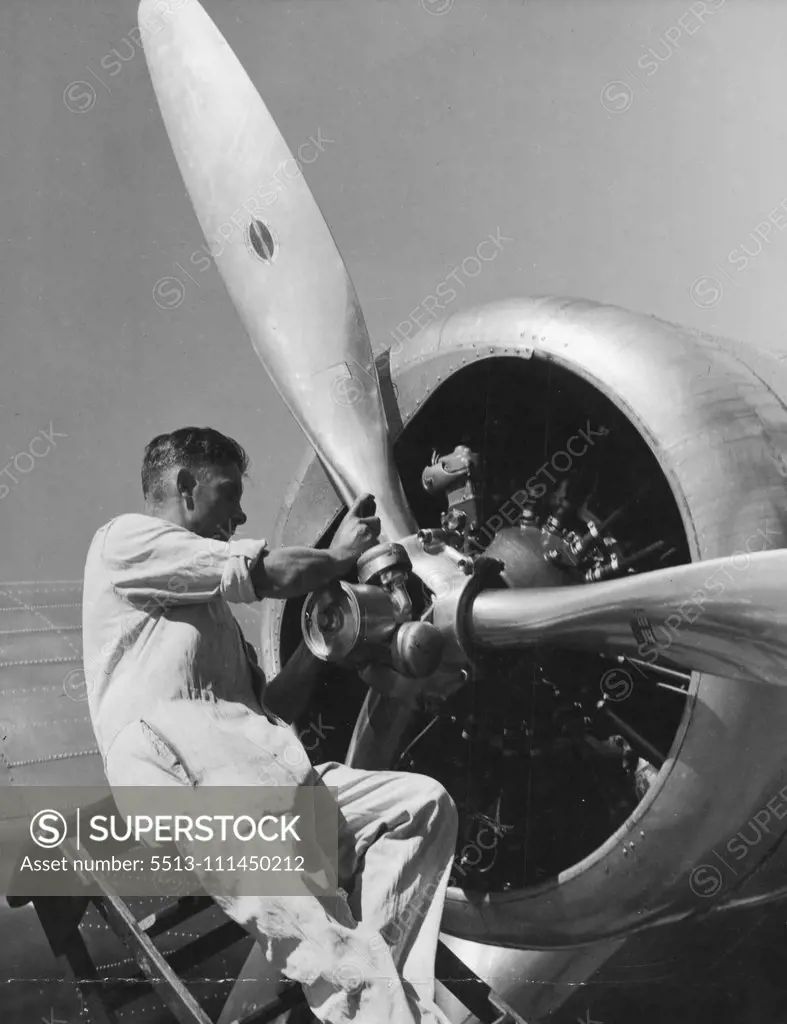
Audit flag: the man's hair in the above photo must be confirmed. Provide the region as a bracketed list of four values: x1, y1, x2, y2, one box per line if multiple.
[141, 427, 249, 501]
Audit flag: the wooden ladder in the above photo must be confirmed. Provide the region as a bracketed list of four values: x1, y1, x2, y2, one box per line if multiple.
[24, 837, 522, 1024]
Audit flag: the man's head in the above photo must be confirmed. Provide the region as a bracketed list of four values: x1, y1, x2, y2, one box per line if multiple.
[141, 427, 249, 540]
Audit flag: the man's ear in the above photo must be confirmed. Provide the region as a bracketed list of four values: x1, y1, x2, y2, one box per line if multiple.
[175, 467, 198, 505]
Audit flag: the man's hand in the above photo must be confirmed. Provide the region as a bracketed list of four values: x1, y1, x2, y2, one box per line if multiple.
[330, 493, 381, 562]
[252, 494, 381, 600]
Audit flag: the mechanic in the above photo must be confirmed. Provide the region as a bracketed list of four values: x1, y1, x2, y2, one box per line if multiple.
[82, 426, 458, 1024]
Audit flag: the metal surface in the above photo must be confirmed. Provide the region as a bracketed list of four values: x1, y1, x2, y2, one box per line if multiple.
[0, 582, 103, 789]
[389, 620, 444, 678]
[356, 542, 411, 585]
[301, 581, 397, 663]
[468, 549, 787, 687]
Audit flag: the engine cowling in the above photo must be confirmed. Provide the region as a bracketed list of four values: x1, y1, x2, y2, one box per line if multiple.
[260, 296, 787, 948]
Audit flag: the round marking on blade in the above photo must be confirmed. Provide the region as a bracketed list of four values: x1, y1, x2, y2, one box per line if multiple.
[247, 219, 277, 263]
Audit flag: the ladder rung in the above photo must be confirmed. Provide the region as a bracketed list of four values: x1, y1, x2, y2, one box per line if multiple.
[237, 983, 307, 1024]
[104, 918, 251, 1007]
[139, 894, 215, 937]
[436, 940, 527, 1024]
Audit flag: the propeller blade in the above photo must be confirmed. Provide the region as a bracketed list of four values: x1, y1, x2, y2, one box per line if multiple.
[138, 0, 415, 540]
[344, 688, 418, 771]
[469, 548, 787, 686]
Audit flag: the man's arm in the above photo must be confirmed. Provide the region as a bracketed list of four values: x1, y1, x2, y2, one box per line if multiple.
[104, 494, 379, 612]
[249, 494, 381, 600]
[251, 494, 382, 720]
[103, 514, 268, 609]
[250, 546, 357, 600]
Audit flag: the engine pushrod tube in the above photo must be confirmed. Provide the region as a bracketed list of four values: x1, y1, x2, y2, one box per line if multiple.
[598, 705, 666, 768]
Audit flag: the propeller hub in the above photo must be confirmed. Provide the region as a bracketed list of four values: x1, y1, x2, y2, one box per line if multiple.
[302, 582, 398, 664]
[357, 542, 411, 585]
[485, 524, 582, 589]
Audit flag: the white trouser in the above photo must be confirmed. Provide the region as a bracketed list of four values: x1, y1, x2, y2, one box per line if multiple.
[104, 702, 458, 1024]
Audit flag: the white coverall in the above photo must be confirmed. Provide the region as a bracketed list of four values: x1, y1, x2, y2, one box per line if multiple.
[82, 513, 458, 1024]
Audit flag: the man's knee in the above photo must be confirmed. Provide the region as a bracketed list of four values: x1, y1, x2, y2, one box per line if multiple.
[411, 774, 458, 832]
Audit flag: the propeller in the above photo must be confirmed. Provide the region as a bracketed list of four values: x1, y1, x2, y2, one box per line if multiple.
[470, 548, 787, 687]
[138, 0, 414, 542]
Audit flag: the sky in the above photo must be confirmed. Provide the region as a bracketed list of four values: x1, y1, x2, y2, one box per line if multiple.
[3, 0, 787, 585]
